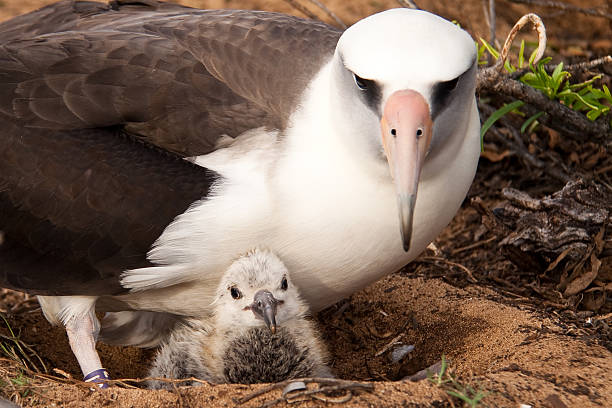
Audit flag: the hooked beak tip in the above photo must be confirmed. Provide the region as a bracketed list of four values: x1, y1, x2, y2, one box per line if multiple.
[402, 238, 410, 253]
[251, 290, 279, 334]
[398, 193, 416, 253]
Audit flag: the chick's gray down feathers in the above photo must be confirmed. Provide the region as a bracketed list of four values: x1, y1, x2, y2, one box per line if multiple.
[148, 318, 330, 387]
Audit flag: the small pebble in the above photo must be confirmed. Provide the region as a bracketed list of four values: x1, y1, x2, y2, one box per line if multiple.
[390, 344, 415, 363]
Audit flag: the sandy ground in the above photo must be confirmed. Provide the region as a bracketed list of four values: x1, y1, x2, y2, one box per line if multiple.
[0, 271, 610, 407]
[0, 0, 610, 407]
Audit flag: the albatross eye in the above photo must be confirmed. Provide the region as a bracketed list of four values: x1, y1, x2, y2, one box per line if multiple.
[230, 287, 242, 299]
[353, 73, 369, 90]
[280, 277, 288, 290]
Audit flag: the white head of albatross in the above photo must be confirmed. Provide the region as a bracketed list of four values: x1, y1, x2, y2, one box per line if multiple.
[326, 8, 478, 251]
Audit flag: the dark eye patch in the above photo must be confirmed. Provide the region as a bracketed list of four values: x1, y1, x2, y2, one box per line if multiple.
[431, 76, 461, 119]
[352, 73, 381, 114]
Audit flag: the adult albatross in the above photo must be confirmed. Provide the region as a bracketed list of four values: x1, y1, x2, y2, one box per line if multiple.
[0, 0, 479, 384]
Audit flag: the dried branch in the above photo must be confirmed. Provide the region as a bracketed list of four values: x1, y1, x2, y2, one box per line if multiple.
[510, 55, 612, 80]
[486, 0, 497, 46]
[304, 0, 346, 28]
[396, 0, 420, 9]
[482, 0, 498, 64]
[478, 71, 612, 139]
[281, 0, 318, 20]
[418, 257, 478, 282]
[374, 333, 404, 357]
[508, 0, 612, 21]
[260, 385, 359, 407]
[492, 13, 546, 71]
[235, 377, 374, 405]
[404, 360, 443, 381]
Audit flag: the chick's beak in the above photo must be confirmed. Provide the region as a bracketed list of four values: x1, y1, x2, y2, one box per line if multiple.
[249, 290, 281, 333]
[380, 90, 433, 252]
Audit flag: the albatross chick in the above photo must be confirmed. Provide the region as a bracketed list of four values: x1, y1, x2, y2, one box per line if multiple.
[148, 249, 331, 388]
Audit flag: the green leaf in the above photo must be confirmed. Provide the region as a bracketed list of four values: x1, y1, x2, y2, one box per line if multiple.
[521, 111, 544, 133]
[479, 38, 499, 59]
[551, 62, 564, 83]
[586, 109, 604, 121]
[520, 72, 538, 83]
[480, 100, 525, 149]
[603, 85, 612, 101]
[518, 40, 526, 68]
[572, 92, 600, 110]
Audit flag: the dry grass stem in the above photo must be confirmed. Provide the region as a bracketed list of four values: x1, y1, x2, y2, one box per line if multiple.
[304, 0, 346, 28]
[495, 13, 546, 72]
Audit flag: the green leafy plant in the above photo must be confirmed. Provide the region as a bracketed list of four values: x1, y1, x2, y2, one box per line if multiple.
[478, 39, 612, 143]
[428, 355, 491, 408]
[0, 370, 35, 400]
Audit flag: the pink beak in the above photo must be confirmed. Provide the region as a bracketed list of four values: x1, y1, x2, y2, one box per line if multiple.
[380, 90, 433, 252]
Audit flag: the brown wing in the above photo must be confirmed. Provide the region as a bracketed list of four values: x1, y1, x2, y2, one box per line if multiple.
[0, 0, 342, 156]
[0, 119, 218, 295]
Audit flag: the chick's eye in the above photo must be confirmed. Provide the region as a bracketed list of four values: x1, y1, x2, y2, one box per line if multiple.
[280, 277, 288, 290]
[230, 287, 242, 299]
[353, 73, 369, 90]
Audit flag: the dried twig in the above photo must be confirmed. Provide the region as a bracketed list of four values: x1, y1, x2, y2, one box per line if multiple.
[482, 0, 497, 64]
[281, 0, 318, 20]
[396, 0, 419, 9]
[374, 333, 404, 357]
[304, 0, 346, 28]
[117, 375, 210, 386]
[509, 0, 612, 21]
[510, 55, 612, 80]
[492, 13, 546, 72]
[235, 377, 374, 405]
[404, 360, 443, 381]
[451, 236, 497, 255]
[419, 257, 478, 282]
[489, 0, 497, 46]
[261, 385, 358, 407]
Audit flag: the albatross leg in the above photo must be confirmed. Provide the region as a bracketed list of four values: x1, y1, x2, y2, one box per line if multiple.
[38, 296, 110, 388]
[65, 315, 109, 388]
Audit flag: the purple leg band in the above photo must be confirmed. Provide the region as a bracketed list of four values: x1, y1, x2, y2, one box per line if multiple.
[84, 368, 110, 389]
